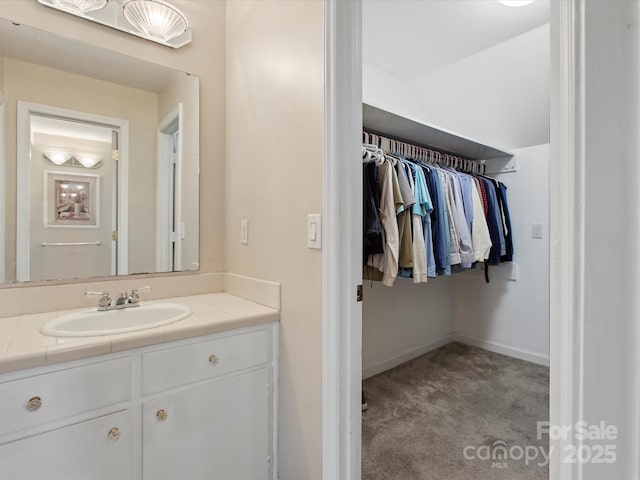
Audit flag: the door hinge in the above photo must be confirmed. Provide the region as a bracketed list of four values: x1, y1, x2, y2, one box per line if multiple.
[112, 230, 118, 241]
[112, 149, 120, 161]
[171, 232, 176, 243]
[267, 383, 272, 394]
[356, 284, 363, 302]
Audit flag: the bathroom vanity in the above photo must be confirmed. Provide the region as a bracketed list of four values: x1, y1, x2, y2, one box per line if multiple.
[0, 292, 279, 480]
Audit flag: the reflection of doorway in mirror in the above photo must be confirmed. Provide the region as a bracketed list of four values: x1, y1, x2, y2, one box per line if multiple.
[156, 103, 183, 273]
[16, 102, 129, 282]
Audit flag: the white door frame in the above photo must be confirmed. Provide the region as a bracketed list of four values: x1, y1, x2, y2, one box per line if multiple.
[322, 1, 363, 479]
[156, 103, 183, 273]
[549, 2, 583, 479]
[16, 101, 129, 281]
[323, 2, 583, 480]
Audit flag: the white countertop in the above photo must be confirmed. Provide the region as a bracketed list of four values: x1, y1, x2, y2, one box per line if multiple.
[0, 293, 279, 374]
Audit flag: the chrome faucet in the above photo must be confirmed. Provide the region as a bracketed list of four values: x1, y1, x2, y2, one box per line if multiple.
[85, 286, 151, 311]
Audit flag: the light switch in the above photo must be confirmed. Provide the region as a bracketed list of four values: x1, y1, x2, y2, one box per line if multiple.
[531, 223, 543, 239]
[307, 214, 322, 249]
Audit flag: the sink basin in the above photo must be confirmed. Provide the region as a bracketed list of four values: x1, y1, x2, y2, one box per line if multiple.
[40, 303, 192, 337]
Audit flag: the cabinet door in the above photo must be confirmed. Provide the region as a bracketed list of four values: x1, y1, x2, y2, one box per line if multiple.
[0, 410, 132, 480]
[143, 368, 270, 480]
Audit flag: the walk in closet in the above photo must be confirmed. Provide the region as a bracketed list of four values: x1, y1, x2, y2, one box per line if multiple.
[360, 2, 551, 479]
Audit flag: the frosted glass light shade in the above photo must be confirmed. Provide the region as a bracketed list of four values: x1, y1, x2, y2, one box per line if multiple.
[498, 0, 536, 6]
[122, 0, 188, 42]
[51, 0, 108, 14]
[44, 152, 73, 165]
[77, 156, 101, 168]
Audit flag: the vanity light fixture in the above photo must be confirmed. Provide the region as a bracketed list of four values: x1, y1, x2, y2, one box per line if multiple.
[498, 0, 536, 6]
[43, 151, 103, 169]
[36, 0, 192, 48]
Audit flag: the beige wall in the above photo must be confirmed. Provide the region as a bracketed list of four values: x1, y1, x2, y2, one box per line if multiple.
[158, 72, 200, 271]
[3, 57, 158, 279]
[0, 0, 226, 275]
[226, 1, 324, 478]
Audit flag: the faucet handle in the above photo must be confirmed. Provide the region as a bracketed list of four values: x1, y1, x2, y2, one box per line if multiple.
[85, 291, 108, 296]
[85, 291, 111, 308]
[129, 286, 151, 304]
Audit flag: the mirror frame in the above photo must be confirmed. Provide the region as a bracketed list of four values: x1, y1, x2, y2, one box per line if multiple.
[0, 88, 5, 283]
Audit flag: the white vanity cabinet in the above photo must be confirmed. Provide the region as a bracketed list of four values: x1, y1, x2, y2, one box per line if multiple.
[0, 357, 133, 480]
[0, 322, 278, 480]
[0, 410, 133, 480]
[143, 368, 271, 479]
[141, 328, 274, 479]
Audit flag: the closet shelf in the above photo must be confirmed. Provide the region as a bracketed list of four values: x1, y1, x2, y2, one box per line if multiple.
[363, 104, 513, 161]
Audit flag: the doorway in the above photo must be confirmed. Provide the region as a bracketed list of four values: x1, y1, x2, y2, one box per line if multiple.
[360, 2, 550, 477]
[16, 102, 129, 281]
[156, 103, 184, 273]
[321, 1, 575, 479]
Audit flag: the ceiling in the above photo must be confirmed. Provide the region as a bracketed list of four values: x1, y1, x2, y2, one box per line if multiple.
[31, 115, 113, 143]
[363, 0, 550, 81]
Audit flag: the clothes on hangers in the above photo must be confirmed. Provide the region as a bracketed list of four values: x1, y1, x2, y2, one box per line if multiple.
[362, 138, 514, 287]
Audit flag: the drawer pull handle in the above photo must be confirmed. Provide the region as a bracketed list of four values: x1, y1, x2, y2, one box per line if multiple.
[108, 427, 121, 442]
[156, 409, 168, 422]
[209, 354, 218, 364]
[25, 396, 42, 412]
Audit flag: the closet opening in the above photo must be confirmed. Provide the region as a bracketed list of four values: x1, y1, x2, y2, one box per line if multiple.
[360, 2, 550, 479]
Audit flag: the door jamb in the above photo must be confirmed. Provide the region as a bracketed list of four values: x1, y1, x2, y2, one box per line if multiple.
[322, 1, 363, 479]
[156, 103, 184, 272]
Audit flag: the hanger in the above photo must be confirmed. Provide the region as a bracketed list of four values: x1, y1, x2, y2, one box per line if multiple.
[362, 130, 480, 173]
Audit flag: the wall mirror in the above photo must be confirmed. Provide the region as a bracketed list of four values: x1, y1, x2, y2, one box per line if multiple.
[0, 17, 200, 284]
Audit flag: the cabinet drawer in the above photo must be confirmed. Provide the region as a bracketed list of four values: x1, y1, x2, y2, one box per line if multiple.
[143, 329, 270, 394]
[0, 410, 132, 480]
[0, 357, 131, 438]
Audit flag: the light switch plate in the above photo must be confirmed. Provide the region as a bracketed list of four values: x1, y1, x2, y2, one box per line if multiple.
[240, 220, 248, 245]
[531, 223, 544, 239]
[307, 214, 322, 249]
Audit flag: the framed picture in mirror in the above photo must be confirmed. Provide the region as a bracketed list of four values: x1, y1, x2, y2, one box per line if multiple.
[45, 172, 100, 228]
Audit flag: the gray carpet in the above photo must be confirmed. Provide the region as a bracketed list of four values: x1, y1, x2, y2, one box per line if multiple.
[362, 342, 549, 480]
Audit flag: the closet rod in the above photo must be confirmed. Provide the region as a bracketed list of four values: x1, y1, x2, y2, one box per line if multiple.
[363, 130, 486, 175]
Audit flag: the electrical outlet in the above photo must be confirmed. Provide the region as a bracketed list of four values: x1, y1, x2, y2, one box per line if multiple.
[241, 220, 248, 245]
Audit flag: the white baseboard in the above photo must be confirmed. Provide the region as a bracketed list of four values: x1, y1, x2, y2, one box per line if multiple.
[363, 334, 454, 379]
[454, 333, 550, 367]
